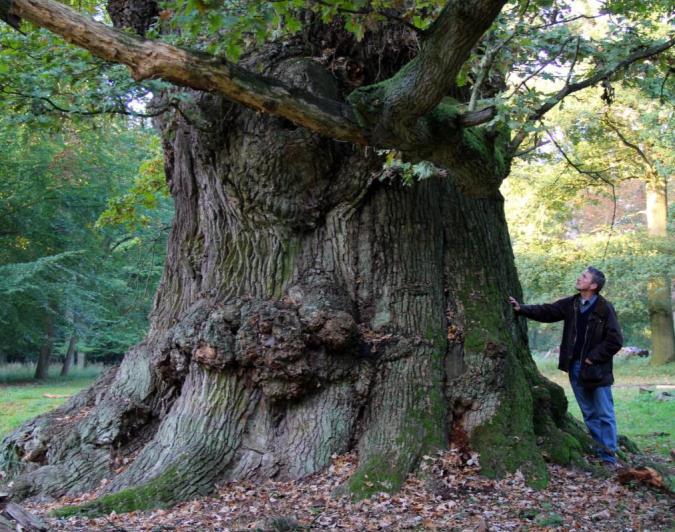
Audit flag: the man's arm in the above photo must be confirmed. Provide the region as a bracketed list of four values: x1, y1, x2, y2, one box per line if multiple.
[509, 296, 569, 323]
[586, 303, 623, 364]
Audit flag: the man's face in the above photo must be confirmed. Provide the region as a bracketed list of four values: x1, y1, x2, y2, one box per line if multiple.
[575, 270, 597, 293]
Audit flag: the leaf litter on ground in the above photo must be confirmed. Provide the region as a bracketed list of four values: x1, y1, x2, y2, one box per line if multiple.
[23, 448, 674, 531]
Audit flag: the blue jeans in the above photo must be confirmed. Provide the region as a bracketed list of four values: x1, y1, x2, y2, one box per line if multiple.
[569, 360, 617, 463]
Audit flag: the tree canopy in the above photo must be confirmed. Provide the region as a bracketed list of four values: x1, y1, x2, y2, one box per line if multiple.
[2, 0, 672, 192]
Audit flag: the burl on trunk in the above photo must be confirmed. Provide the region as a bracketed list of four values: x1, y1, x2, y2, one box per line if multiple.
[0, 4, 588, 515]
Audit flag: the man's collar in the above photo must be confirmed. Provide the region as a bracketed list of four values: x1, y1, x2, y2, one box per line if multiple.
[579, 294, 598, 312]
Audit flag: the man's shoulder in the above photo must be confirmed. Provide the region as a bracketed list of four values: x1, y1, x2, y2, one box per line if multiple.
[554, 295, 577, 307]
[594, 295, 617, 317]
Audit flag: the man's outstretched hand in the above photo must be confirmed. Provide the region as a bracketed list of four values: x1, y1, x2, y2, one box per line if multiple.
[508, 296, 521, 312]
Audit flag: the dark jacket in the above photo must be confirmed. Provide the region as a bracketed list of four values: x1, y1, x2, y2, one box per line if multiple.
[518, 294, 623, 387]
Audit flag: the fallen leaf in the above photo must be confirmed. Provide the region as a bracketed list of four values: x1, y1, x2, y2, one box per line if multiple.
[616, 467, 666, 489]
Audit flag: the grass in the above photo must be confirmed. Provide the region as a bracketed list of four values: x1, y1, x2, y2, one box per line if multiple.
[533, 354, 675, 456]
[0, 362, 105, 384]
[0, 363, 105, 438]
[1, 358, 672, 458]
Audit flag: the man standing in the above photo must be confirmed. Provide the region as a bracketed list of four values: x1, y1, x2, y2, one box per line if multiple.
[509, 267, 623, 466]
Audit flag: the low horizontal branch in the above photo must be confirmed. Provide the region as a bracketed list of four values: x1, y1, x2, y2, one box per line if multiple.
[459, 106, 496, 127]
[10, 0, 367, 144]
[10, 0, 498, 152]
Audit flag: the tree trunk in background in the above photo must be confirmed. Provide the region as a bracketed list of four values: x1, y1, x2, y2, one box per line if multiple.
[76, 350, 86, 369]
[646, 177, 675, 365]
[0, 24, 585, 512]
[33, 313, 54, 380]
[60, 334, 78, 376]
[0, 351, 6, 365]
[530, 327, 540, 351]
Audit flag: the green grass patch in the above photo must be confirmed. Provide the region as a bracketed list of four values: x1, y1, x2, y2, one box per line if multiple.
[0, 363, 105, 384]
[0, 364, 104, 438]
[534, 355, 675, 456]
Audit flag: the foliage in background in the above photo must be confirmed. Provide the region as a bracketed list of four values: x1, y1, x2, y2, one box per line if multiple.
[0, 117, 171, 365]
[504, 80, 674, 350]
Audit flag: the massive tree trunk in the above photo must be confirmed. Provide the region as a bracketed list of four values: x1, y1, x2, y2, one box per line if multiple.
[0, 93, 583, 512]
[645, 177, 675, 365]
[0, 3, 588, 515]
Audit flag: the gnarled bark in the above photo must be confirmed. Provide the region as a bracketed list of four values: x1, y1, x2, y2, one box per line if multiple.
[1, 2, 588, 515]
[1, 93, 582, 514]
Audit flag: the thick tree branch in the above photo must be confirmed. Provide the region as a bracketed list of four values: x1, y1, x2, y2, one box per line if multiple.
[510, 37, 675, 152]
[8, 0, 505, 156]
[405, 0, 507, 118]
[5, 0, 509, 194]
[10, 0, 368, 144]
[459, 106, 497, 126]
[348, 0, 507, 144]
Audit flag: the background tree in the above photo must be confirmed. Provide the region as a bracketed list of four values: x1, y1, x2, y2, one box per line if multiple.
[0, 0, 672, 513]
[602, 103, 674, 365]
[504, 80, 673, 361]
[0, 115, 172, 374]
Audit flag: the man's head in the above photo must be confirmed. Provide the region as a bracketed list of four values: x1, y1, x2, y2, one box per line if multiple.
[575, 266, 605, 294]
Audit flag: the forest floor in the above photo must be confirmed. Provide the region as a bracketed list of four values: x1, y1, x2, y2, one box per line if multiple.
[23, 450, 674, 531]
[4, 359, 674, 530]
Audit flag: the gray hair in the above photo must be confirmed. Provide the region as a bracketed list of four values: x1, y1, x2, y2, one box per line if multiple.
[586, 266, 606, 293]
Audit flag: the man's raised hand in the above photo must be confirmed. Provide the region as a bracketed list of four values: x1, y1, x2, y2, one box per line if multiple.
[508, 296, 521, 312]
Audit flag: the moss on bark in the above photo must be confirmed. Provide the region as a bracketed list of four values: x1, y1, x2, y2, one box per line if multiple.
[51, 467, 183, 518]
[470, 351, 548, 489]
[345, 331, 448, 500]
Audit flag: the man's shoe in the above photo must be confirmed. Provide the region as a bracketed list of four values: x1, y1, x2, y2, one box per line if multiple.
[602, 461, 621, 471]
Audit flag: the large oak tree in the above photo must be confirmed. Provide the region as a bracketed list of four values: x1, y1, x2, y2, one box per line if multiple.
[1, 0, 672, 513]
